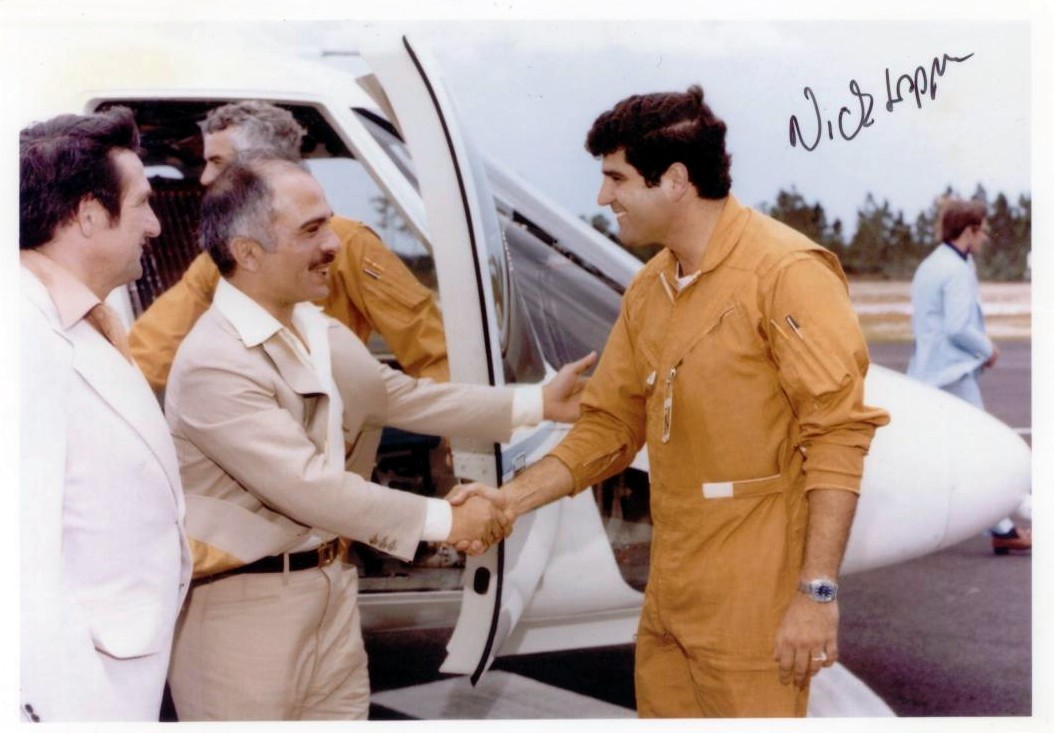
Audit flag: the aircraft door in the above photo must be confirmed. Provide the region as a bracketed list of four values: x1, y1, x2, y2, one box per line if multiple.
[361, 35, 562, 683]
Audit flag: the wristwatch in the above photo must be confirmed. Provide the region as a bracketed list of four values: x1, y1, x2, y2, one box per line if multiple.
[797, 578, 839, 603]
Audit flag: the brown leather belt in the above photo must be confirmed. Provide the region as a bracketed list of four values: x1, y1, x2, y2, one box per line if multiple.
[198, 538, 344, 584]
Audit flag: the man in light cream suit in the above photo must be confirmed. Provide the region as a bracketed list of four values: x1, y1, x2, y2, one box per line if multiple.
[20, 107, 192, 721]
[165, 156, 592, 720]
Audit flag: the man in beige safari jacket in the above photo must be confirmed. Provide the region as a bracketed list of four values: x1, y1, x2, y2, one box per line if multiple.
[164, 156, 592, 721]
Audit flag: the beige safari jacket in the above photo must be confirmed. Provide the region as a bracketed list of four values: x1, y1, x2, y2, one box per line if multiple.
[129, 217, 449, 389]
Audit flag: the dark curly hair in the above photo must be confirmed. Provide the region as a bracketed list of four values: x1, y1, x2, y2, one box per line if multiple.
[20, 106, 140, 250]
[585, 85, 732, 199]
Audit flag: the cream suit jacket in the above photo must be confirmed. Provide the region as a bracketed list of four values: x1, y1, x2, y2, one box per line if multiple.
[165, 300, 516, 578]
[20, 268, 192, 721]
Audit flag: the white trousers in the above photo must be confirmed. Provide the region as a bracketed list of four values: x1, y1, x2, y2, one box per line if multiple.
[168, 560, 369, 720]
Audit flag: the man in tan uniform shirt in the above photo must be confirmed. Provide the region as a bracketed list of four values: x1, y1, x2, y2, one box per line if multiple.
[453, 86, 890, 717]
[129, 100, 448, 389]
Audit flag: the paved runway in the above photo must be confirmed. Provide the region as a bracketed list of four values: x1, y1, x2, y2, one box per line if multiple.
[365, 339, 1034, 720]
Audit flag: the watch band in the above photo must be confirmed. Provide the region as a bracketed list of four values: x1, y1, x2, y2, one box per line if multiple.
[798, 578, 839, 603]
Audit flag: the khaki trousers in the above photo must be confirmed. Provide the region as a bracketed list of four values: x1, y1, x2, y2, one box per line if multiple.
[169, 560, 369, 720]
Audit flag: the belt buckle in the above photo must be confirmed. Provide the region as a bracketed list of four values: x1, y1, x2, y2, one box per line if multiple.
[317, 539, 338, 568]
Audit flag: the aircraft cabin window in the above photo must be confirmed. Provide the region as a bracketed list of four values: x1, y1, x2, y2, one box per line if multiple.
[356, 107, 547, 385]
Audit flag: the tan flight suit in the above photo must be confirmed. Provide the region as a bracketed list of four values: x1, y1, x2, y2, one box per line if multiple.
[129, 217, 449, 389]
[549, 196, 890, 717]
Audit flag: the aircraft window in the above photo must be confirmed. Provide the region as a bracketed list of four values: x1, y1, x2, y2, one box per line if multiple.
[356, 107, 546, 384]
[355, 109, 420, 190]
[503, 222, 622, 368]
[306, 159, 430, 261]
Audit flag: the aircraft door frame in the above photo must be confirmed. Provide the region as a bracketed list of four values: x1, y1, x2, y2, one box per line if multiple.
[361, 34, 561, 683]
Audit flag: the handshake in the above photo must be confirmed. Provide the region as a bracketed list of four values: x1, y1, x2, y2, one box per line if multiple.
[444, 483, 516, 556]
[438, 351, 597, 556]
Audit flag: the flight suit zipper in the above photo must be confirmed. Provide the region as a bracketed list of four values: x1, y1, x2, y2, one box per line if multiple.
[661, 359, 683, 444]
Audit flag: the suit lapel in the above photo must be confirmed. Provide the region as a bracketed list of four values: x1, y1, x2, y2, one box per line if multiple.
[68, 320, 184, 502]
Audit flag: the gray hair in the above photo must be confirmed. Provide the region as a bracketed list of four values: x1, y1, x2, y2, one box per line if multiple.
[200, 100, 305, 162]
[199, 156, 306, 276]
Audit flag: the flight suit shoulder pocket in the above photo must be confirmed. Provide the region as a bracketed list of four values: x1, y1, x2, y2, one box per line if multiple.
[768, 316, 850, 396]
[361, 257, 433, 313]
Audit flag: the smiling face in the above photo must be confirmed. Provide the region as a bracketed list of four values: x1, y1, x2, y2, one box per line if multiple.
[596, 149, 674, 248]
[252, 166, 340, 311]
[97, 148, 161, 289]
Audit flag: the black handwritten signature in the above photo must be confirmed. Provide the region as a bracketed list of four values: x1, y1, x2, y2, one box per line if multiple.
[789, 52, 974, 152]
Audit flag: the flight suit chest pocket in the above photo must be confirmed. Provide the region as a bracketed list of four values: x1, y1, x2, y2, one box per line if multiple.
[654, 301, 784, 481]
[665, 302, 760, 416]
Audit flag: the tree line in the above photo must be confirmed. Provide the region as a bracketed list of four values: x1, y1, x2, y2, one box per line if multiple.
[586, 184, 1032, 281]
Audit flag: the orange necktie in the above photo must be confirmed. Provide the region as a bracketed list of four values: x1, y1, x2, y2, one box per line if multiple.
[86, 302, 133, 363]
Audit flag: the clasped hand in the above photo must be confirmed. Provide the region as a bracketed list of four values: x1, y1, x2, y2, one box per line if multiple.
[445, 484, 515, 556]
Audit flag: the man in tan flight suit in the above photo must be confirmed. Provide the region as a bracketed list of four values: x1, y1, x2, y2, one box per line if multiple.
[452, 85, 890, 717]
[129, 100, 448, 389]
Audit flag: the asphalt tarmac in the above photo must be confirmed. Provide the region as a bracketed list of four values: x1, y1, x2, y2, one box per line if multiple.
[365, 339, 1034, 720]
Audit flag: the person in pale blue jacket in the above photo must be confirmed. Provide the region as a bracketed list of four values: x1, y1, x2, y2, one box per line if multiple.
[908, 197, 1030, 554]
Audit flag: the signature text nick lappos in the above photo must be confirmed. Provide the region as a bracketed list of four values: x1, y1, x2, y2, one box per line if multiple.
[788, 52, 974, 152]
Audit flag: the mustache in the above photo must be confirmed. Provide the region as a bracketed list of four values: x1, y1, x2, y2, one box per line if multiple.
[311, 252, 336, 268]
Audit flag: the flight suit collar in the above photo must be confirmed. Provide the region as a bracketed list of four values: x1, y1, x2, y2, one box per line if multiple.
[642, 195, 754, 373]
[657, 195, 751, 300]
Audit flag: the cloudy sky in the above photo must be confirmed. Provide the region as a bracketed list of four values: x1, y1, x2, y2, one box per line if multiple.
[246, 14, 1032, 238]
[0, 3, 1038, 240]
